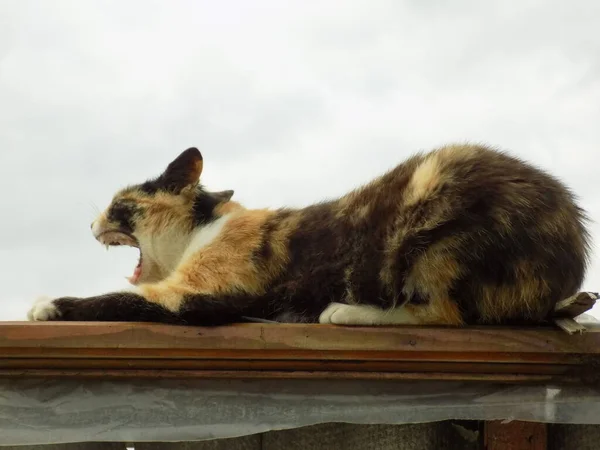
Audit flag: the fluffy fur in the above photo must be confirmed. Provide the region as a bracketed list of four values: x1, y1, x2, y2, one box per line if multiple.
[28, 144, 591, 327]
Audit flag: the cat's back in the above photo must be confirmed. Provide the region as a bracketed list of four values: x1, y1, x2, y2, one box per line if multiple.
[358, 143, 578, 208]
[265, 143, 589, 325]
[388, 143, 589, 324]
[328, 143, 589, 324]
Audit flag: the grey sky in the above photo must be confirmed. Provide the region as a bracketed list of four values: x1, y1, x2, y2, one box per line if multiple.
[1, 0, 600, 320]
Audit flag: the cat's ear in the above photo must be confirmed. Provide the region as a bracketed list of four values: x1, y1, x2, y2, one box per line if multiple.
[159, 147, 204, 194]
[211, 190, 234, 202]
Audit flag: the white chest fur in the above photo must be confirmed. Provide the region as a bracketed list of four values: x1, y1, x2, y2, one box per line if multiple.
[180, 214, 232, 263]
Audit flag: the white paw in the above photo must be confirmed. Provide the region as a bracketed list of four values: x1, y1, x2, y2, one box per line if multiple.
[319, 302, 346, 324]
[319, 302, 369, 325]
[27, 296, 61, 321]
[319, 302, 419, 326]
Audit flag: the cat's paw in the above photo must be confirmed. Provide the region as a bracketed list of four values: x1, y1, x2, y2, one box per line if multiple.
[319, 302, 364, 325]
[319, 302, 417, 326]
[27, 296, 61, 321]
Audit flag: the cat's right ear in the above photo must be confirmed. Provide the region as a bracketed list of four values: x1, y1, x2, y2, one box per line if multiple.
[158, 147, 204, 194]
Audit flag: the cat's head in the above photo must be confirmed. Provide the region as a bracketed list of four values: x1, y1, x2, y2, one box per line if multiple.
[90, 147, 238, 285]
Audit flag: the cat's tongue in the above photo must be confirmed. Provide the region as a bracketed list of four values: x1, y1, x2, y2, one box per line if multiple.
[127, 261, 142, 285]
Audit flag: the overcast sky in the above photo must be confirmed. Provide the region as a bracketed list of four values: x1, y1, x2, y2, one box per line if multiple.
[1, 0, 600, 321]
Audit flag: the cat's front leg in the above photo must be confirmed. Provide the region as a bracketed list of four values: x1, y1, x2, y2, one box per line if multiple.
[26, 282, 254, 325]
[26, 289, 182, 324]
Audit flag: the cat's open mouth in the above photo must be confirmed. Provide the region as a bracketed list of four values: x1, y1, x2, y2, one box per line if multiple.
[96, 231, 143, 285]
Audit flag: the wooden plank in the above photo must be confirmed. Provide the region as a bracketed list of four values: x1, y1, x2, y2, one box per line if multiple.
[0, 322, 598, 383]
[0, 321, 599, 353]
[554, 318, 587, 334]
[484, 420, 547, 450]
[554, 292, 599, 318]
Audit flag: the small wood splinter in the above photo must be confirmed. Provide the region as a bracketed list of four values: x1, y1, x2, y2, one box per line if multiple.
[553, 291, 599, 334]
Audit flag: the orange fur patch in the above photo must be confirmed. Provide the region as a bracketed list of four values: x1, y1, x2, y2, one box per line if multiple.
[214, 201, 244, 217]
[477, 260, 551, 323]
[173, 209, 296, 301]
[137, 281, 190, 312]
[406, 297, 464, 326]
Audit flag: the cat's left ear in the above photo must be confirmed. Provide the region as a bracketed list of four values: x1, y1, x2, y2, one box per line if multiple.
[159, 147, 204, 194]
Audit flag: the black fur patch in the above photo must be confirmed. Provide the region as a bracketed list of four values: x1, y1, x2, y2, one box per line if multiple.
[260, 202, 353, 322]
[138, 180, 161, 195]
[53, 294, 181, 323]
[253, 209, 294, 264]
[192, 190, 224, 226]
[106, 200, 139, 234]
[51, 293, 266, 326]
[179, 294, 266, 326]
[139, 148, 203, 195]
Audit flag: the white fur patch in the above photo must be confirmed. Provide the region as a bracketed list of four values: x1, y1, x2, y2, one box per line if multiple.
[27, 296, 61, 321]
[121, 284, 143, 295]
[181, 214, 232, 261]
[319, 302, 419, 326]
[91, 220, 102, 238]
[133, 214, 234, 282]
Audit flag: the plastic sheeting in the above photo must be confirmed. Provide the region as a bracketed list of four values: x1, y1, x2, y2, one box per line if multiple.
[1, 378, 600, 445]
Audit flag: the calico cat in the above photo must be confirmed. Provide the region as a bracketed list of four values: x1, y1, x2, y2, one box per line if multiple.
[28, 144, 591, 326]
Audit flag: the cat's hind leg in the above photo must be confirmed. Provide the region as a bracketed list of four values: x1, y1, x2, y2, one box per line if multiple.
[319, 294, 465, 326]
[318, 302, 420, 326]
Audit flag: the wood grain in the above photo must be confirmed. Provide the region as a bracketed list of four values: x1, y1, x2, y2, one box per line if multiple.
[0, 322, 598, 383]
[1, 321, 599, 352]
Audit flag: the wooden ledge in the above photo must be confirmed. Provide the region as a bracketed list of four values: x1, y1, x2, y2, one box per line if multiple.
[0, 321, 599, 383]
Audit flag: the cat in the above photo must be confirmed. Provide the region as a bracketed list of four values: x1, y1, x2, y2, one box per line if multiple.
[27, 143, 591, 327]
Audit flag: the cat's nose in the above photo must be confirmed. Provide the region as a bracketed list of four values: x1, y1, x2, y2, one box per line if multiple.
[90, 221, 94, 230]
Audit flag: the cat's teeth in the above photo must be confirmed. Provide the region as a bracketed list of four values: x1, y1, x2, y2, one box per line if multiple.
[105, 244, 110, 251]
